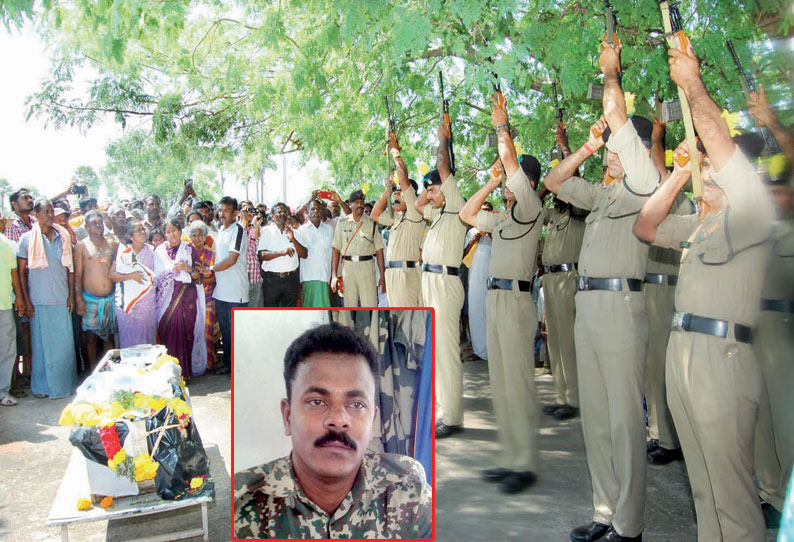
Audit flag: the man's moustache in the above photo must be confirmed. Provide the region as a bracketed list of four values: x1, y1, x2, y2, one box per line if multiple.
[314, 430, 357, 450]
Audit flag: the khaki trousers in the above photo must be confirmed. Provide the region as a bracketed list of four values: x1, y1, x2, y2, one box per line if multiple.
[342, 260, 377, 308]
[642, 282, 679, 449]
[575, 290, 648, 538]
[486, 288, 539, 471]
[422, 271, 464, 426]
[385, 266, 422, 307]
[544, 270, 579, 407]
[666, 331, 765, 542]
[754, 312, 794, 512]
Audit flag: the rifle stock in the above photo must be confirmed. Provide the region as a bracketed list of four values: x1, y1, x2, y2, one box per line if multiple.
[439, 72, 457, 175]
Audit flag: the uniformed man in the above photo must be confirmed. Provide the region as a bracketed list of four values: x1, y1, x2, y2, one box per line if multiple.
[234, 323, 432, 539]
[754, 168, 794, 519]
[371, 133, 425, 307]
[641, 117, 689, 465]
[633, 44, 776, 542]
[541, 124, 586, 421]
[544, 41, 659, 542]
[417, 119, 467, 438]
[331, 189, 386, 308]
[458, 95, 545, 493]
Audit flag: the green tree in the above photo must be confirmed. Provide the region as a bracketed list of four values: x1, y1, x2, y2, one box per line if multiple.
[10, 0, 793, 199]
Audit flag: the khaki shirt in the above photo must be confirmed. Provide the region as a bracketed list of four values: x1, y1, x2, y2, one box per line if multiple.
[646, 193, 695, 276]
[654, 148, 775, 326]
[557, 120, 658, 279]
[377, 185, 425, 262]
[234, 451, 432, 539]
[332, 213, 384, 256]
[422, 174, 467, 267]
[542, 206, 586, 266]
[761, 218, 794, 301]
[476, 168, 545, 281]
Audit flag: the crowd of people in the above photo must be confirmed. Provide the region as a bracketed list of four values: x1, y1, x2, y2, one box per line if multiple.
[0, 36, 792, 542]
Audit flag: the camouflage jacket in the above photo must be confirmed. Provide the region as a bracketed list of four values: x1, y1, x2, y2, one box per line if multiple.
[234, 451, 432, 539]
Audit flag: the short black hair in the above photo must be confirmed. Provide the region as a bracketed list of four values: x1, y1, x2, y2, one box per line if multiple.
[166, 216, 183, 231]
[32, 197, 52, 213]
[283, 323, 380, 401]
[219, 196, 238, 211]
[272, 202, 289, 213]
[144, 194, 161, 205]
[148, 227, 165, 243]
[125, 219, 144, 244]
[79, 197, 98, 212]
[84, 210, 103, 225]
[9, 188, 30, 206]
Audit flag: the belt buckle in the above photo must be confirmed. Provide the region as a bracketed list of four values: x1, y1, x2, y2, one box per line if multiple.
[486, 277, 495, 289]
[352, 255, 360, 262]
[671, 312, 685, 331]
[577, 276, 588, 291]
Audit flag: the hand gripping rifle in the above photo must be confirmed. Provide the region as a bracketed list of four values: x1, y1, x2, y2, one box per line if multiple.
[589, 1, 622, 100]
[660, 1, 702, 200]
[439, 72, 457, 175]
[726, 39, 782, 156]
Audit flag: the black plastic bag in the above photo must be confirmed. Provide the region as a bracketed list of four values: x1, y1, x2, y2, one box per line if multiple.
[69, 422, 130, 465]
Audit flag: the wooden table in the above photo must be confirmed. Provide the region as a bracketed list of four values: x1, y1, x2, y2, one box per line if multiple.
[47, 449, 212, 542]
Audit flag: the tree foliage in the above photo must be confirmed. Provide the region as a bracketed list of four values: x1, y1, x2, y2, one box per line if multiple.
[10, 0, 794, 199]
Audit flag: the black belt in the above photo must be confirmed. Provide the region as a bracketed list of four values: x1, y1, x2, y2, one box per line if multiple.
[421, 263, 460, 276]
[577, 276, 642, 292]
[343, 254, 373, 262]
[264, 270, 296, 278]
[671, 312, 752, 344]
[387, 260, 418, 269]
[543, 262, 577, 274]
[643, 273, 678, 286]
[487, 277, 531, 292]
[761, 299, 794, 313]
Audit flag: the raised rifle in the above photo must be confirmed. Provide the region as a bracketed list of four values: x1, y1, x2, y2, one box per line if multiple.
[385, 95, 396, 214]
[726, 39, 781, 155]
[549, 81, 565, 164]
[660, 1, 702, 200]
[439, 72, 457, 175]
[604, 0, 622, 84]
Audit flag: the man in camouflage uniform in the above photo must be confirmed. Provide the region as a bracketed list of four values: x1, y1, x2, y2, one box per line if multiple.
[234, 323, 432, 539]
[634, 45, 775, 542]
[371, 133, 425, 308]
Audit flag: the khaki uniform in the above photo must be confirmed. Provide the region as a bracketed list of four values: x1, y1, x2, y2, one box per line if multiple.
[754, 217, 794, 512]
[476, 168, 545, 471]
[653, 148, 774, 542]
[557, 121, 657, 538]
[234, 451, 432, 539]
[332, 214, 384, 307]
[643, 193, 694, 450]
[542, 206, 585, 408]
[422, 174, 467, 426]
[377, 185, 425, 307]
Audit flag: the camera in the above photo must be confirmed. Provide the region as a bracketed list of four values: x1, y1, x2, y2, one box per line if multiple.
[73, 184, 87, 196]
[184, 178, 193, 189]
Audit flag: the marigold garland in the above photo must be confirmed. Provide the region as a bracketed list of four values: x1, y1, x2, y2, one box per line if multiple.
[100, 496, 114, 509]
[134, 454, 159, 482]
[76, 498, 91, 511]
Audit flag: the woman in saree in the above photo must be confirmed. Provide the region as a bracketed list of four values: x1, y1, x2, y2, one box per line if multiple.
[109, 219, 157, 347]
[153, 218, 207, 379]
[187, 220, 220, 372]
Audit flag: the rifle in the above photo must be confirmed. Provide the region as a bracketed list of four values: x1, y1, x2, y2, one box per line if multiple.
[385, 96, 396, 214]
[660, 1, 702, 200]
[726, 39, 781, 155]
[439, 72, 457, 175]
[549, 81, 565, 164]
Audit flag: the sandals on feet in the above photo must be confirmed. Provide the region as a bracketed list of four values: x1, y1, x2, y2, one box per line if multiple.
[0, 395, 18, 406]
[33, 393, 48, 399]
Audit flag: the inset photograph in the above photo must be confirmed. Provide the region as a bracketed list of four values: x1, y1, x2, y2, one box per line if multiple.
[232, 309, 433, 540]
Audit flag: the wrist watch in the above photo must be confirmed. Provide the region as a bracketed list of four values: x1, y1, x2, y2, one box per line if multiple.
[494, 123, 510, 133]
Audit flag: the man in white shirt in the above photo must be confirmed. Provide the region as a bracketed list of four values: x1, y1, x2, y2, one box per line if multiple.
[211, 196, 249, 373]
[258, 202, 306, 307]
[296, 199, 334, 307]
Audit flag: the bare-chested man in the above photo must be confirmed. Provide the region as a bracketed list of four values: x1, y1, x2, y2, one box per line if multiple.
[75, 210, 118, 369]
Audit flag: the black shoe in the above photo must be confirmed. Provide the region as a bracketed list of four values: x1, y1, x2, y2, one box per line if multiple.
[543, 403, 563, 415]
[646, 439, 659, 453]
[481, 467, 513, 483]
[604, 528, 642, 541]
[435, 422, 463, 438]
[553, 405, 578, 420]
[761, 501, 782, 528]
[647, 446, 683, 465]
[570, 522, 610, 542]
[499, 471, 537, 493]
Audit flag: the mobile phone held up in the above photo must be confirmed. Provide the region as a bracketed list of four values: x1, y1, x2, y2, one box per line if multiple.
[184, 178, 194, 189]
[318, 190, 334, 200]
